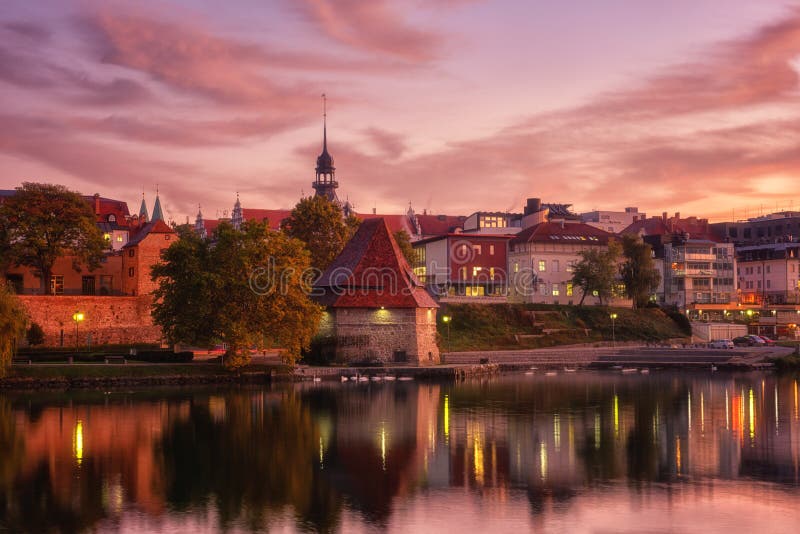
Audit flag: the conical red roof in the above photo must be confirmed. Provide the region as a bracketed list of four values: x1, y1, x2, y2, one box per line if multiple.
[314, 218, 438, 308]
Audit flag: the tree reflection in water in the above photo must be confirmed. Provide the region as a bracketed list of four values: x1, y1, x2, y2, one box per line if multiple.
[0, 373, 798, 533]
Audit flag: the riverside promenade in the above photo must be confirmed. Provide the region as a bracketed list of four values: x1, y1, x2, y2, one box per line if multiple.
[442, 343, 793, 369]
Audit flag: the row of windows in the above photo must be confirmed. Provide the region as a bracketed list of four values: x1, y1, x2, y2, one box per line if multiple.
[512, 259, 567, 273]
[47, 275, 115, 295]
[459, 266, 497, 280]
[458, 243, 496, 256]
[740, 265, 772, 275]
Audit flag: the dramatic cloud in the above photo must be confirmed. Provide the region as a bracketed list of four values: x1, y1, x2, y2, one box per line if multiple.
[291, 0, 444, 62]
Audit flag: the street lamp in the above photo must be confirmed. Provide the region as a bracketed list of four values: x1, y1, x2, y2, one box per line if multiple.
[609, 313, 618, 347]
[72, 311, 85, 354]
[442, 315, 452, 358]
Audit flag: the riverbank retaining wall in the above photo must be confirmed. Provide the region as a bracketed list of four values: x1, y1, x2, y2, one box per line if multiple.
[19, 295, 162, 347]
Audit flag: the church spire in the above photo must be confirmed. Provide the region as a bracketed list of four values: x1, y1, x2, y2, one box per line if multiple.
[151, 185, 164, 222]
[232, 192, 243, 230]
[313, 93, 339, 204]
[138, 190, 149, 223]
[195, 204, 206, 238]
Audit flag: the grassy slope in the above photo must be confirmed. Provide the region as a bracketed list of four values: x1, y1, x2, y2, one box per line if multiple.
[438, 303, 689, 352]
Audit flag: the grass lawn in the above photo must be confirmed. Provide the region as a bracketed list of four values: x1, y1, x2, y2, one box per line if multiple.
[437, 303, 689, 352]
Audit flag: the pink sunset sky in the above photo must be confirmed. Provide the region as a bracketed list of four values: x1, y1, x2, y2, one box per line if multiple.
[2, 0, 800, 223]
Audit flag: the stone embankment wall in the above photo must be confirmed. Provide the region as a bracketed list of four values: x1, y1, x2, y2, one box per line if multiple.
[331, 307, 440, 365]
[19, 295, 162, 347]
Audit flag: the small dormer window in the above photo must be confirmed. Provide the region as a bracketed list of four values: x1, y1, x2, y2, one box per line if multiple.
[108, 214, 116, 223]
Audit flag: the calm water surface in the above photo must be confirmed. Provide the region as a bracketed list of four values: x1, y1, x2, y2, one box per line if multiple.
[1, 372, 800, 533]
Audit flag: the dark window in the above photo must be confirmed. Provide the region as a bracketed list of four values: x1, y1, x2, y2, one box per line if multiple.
[165, 234, 171, 240]
[5, 274, 23, 294]
[108, 214, 116, 223]
[128, 249, 135, 257]
[744, 228, 752, 239]
[128, 267, 134, 277]
[729, 228, 738, 238]
[81, 276, 95, 295]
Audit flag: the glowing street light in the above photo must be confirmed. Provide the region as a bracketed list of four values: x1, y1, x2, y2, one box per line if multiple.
[442, 315, 452, 358]
[609, 313, 618, 347]
[72, 311, 85, 354]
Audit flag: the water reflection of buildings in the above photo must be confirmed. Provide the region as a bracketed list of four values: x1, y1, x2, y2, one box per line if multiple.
[0, 375, 798, 532]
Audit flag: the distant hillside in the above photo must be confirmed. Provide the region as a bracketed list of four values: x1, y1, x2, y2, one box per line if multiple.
[437, 304, 689, 352]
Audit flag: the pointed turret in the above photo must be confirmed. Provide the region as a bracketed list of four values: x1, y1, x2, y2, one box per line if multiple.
[139, 193, 149, 223]
[195, 204, 207, 239]
[152, 187, 164, 222]
[232, 192, 243, 230]
[313, 94, 339, 203]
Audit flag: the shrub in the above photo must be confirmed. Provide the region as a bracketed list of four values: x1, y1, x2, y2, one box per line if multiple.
[301, 336, 338, 366]
[26, 323, 45, 346]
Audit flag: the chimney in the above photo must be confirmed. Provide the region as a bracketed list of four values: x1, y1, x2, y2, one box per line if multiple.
[662, 212, 667, 222]
[675, 212, 680, 219]
[524, 198, 542, 216]
[93, 193, 100, 215]
[372, 207, 377, 215]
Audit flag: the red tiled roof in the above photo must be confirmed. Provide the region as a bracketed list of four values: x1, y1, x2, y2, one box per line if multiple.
[511, 221, 615, 246]
[415, 214, 466, 235]
[622, 216, 718, 241]
[242, 208, 292, 230]
[125, 219, 175, 247]
[314, 218, 438, 309]
[83, 195, 131, 227]
[359, 214, 414, 235]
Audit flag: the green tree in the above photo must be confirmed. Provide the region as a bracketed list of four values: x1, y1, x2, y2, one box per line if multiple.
[281, 196, 360, 271]
[393, 229, 415, 265]
[152, 221, 322, 368]
[620, 234, 661, 309]
[0, 183, 106, 295]
[26, 322, 45, 346]
[571, 240, 621, 306]
[0, 282, 27, 375]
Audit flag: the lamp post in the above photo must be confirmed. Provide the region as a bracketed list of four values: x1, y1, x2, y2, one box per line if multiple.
[609, 313, 618, 347]
[72, 311, 85, 355]
[442, 315, 451, 359]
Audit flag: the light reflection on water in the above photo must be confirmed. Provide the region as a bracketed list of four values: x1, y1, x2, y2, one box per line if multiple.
[0, 371, 799, 533]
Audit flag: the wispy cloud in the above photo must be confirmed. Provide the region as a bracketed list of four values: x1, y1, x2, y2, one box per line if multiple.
[290, 0, 444, 62]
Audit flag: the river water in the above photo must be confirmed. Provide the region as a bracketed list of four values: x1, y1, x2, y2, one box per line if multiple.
[1, 371, 799, 533]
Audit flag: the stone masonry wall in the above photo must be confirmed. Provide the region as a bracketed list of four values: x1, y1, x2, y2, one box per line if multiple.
[19, 295, 162, 347]
[331, 307, 440, 365]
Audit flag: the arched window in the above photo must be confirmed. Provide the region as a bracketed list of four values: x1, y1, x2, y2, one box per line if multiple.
[108, 214, 117, 223]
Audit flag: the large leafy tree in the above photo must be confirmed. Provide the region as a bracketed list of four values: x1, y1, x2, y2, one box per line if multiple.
[620, 234, 661, 309]
[152, 221, 322, 368]
[280, 196, 360, 271]
[0, 282, 27, 375]
[571, 240, 621, 306]
[393, 229, 416, 265]
[0, 183, 106, 295]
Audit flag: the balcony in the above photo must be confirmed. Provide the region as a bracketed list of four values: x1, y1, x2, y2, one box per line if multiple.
[671, 269, 714, 277]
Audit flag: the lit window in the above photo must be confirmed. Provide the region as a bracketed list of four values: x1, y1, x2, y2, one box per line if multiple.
[514, 262, 519, 273]
[490, 267, 495, 280]
[116, 235, 123, 242]
[538, 260, 546, 272]
[566, 283, 573, 296]
[460, 267, 467, 281]
[552, 287, 559, 296]
[472, 266, 482, 277]
[473, 245, 482, 255]
[50, 275, 64, 295]
[489, 245, 495, 255]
